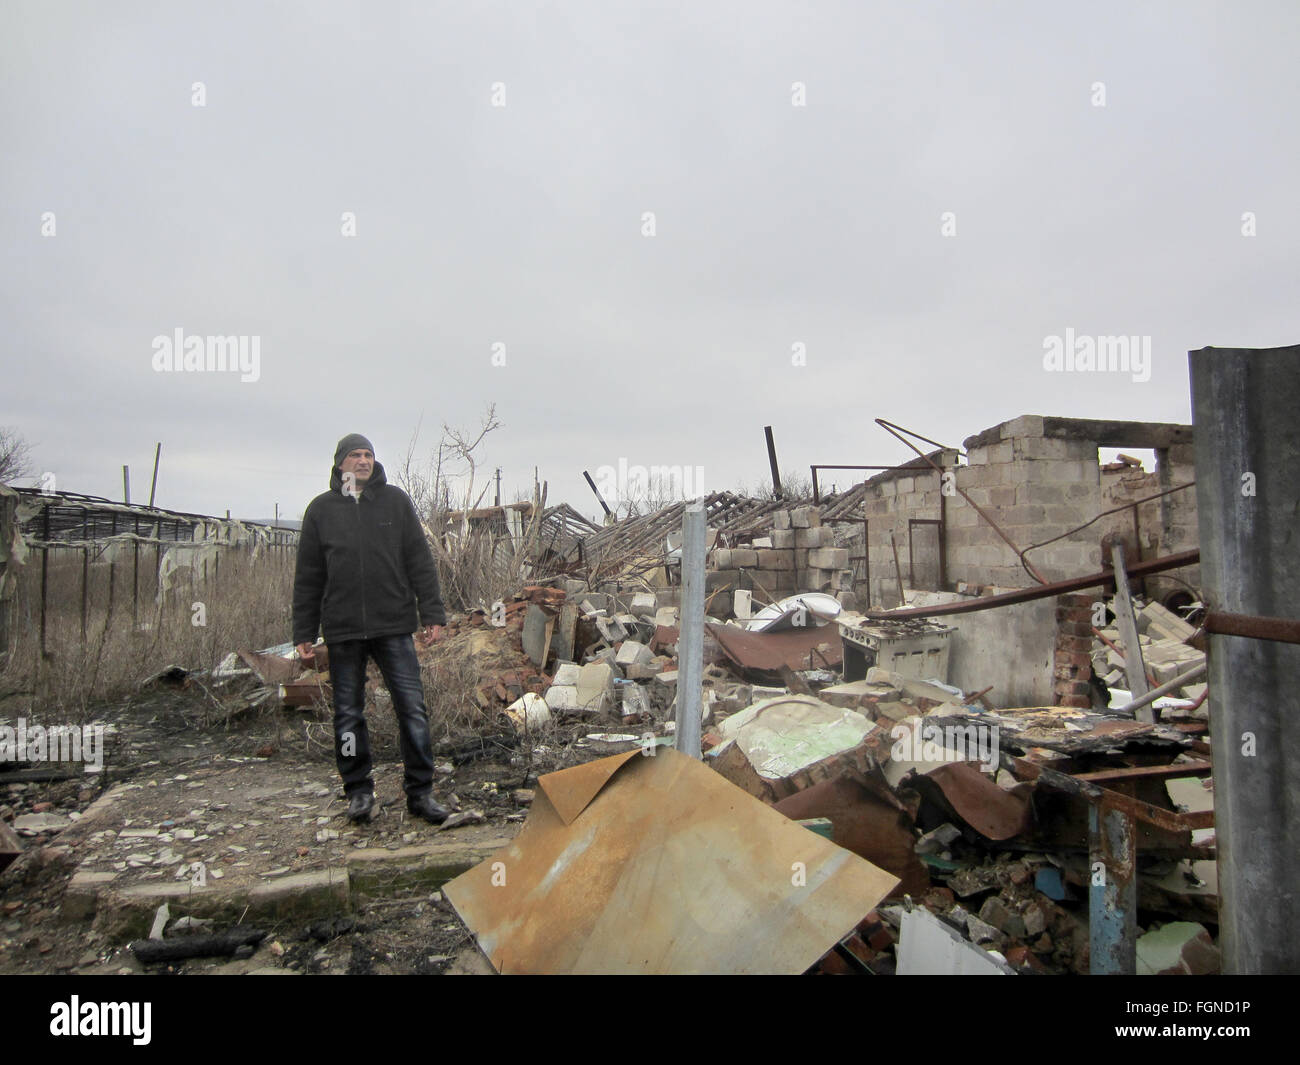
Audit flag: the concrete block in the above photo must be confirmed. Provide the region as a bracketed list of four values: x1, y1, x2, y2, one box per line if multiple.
[653, 606, 679, 627]
[752, 536, 772, 548]
[773, 510, 791, 530]
[808, 547, 849, 569]
[630, 592, 658, 616]
[576, 662, 617, 711]
[624, 661, 664, 679]
[615, 640, 654, 667]
[771, 529, 795, 549]
[794, 527, 828, 548]
[595, 615, 627, 643]
[730, 548, 758, 568]
[706, 568, 742, 590]
[711, 548, 733, 568]
[790, 506, 812, 528]
[551, 662, 582, 686]
[544, 685, 581, 711]
[986, 441, 1013, 464]
[755, 550, 794, 570]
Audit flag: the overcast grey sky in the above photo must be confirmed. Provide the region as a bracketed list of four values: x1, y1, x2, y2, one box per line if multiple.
[3, 0, 1297, 522]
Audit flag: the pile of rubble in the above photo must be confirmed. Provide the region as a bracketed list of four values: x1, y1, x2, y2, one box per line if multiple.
[449, 502, 1222, 975]
[152, 495, 1219, 975]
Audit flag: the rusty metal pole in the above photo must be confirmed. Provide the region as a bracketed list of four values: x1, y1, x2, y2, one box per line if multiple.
[39, 546, 48, 658]
[1190, 344, 1300, 973]
[81, 547, 88, 639]
[1089, 798, 1137, 973]
[889, 530, 905, 606]
[582, 471, 612, 520]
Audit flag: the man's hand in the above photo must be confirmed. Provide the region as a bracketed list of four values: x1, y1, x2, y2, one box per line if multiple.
[418, 624, 444, 647]
[296, 641, 316, 661]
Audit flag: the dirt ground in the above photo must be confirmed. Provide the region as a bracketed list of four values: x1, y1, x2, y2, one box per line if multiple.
[0, 679, 599, 976]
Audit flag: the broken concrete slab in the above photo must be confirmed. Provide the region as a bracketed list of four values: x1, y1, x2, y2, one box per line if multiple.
[714, 695, 879, 800]
[543, 685, 580, 712]
[896, 906, 1016, 975]
[89, 868, 351, 941]
[1136, 921, 1220, 975]
[551, 661, 582, 686]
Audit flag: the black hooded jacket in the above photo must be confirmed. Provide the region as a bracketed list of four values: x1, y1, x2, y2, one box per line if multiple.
[292, 460, 446, 645]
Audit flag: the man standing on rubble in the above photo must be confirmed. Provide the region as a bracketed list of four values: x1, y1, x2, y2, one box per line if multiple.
[292, 433, 451, 825]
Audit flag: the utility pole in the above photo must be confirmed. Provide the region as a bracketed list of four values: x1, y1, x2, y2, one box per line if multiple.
[122, 465, 130, 505]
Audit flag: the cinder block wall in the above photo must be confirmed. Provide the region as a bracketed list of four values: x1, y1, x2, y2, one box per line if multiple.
[846, 415, 1199, 609]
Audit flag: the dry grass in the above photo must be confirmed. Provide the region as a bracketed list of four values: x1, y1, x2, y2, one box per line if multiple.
[0, 546, 294, 722]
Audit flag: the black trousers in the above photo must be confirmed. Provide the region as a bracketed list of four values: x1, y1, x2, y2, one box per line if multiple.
[326, 634, 434, 798]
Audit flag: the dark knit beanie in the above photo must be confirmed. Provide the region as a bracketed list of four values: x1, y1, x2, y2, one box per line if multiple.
[333, 433, 374, 470]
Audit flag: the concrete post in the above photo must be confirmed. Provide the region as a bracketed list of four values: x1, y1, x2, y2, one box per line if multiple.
[674, 502, 705, 758]
[1189, 344, 1300, 973]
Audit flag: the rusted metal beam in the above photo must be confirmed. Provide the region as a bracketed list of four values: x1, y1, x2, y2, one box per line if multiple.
[863, 549, 1200, 620]
[1203, 610, 1300, 645]
[1074, 760, 1213, 784]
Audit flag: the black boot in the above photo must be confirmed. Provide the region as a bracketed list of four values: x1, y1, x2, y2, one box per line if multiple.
[347, 790, 375, 824]
[407, 792, 450, 824]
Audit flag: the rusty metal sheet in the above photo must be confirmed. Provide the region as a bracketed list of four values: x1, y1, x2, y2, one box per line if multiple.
[773, 775, 929, 897]
[705, 622, 843, 674]
[537, 749, 641, 825]
[917, 761, 1032, 840]
[237, 648, 302, 685]
[444, 748, 899, 974]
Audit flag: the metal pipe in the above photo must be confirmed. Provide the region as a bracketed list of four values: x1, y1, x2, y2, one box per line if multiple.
[1204, 610, 1300, 645]
[675, 501, 705, 759]
[864, 549, 1200, 620]
[1089, 800, 1137, 974]
[764, 426, 782, 500]
[582, 470, 612, 518]
[1112, 661, 1207, 717]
